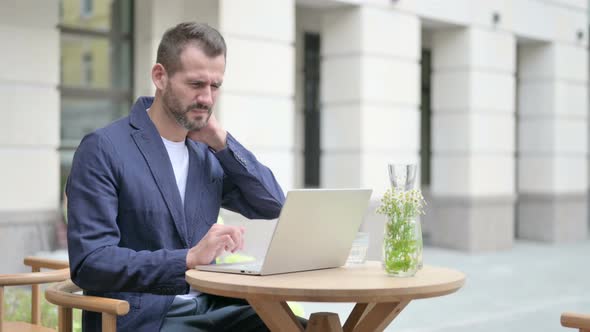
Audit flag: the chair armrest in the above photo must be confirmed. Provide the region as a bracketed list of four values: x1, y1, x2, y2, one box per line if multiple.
[24, 256, 69, 270]
[0, 268, 70, 286]
[45, 280, 129, 316]
[562, 312, 590, 329]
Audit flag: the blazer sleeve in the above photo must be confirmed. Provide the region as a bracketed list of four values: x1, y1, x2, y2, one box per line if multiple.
[213, 133, 286, 219]
[66, 132, 189, 294]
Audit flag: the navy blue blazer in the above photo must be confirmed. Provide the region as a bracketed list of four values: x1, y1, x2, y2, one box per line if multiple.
[66, 97, 285, 331]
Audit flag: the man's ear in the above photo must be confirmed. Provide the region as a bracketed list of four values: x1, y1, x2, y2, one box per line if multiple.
[152, 63, 168, 91]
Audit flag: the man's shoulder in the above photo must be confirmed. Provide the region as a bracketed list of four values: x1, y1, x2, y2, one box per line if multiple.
[77, 116, 132, 154]
[100, 115, 132, 137]
[84, 116, 131, 142]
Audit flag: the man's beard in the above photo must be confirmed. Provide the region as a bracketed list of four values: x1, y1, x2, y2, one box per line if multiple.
[163, 86, 212, 131]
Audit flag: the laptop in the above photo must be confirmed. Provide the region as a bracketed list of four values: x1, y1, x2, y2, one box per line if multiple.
[195, 188, 372, 275]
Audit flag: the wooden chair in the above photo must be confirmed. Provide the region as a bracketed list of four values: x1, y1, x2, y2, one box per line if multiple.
[45, 280, 129, 332]
[562, 312, 590, 332]
[0, 256, 69, 332]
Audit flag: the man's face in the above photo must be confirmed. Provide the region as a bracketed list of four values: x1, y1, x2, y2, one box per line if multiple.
[162, 44, 225, 131]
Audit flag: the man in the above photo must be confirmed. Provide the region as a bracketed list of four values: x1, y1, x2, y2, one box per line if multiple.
[67, 22, 292, 331]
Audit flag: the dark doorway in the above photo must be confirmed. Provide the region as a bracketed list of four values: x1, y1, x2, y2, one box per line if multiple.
[304, 33, 321, 187]
[420, 49, 432, 187]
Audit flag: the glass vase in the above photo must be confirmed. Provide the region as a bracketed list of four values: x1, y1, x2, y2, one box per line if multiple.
[382, 214, 423, 277]
[384, 163, 424, 275]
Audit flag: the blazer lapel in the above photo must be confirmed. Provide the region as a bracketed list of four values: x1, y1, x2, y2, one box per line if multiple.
[183, 141, 210, 245]
[129, 98, 189, 248]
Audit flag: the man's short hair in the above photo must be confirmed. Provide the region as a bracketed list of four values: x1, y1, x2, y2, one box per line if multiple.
[156, 22, 227, 76]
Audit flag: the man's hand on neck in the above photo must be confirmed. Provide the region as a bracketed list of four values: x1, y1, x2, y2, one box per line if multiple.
[187, 113, 228, 152]
[148, 99, 227, 150]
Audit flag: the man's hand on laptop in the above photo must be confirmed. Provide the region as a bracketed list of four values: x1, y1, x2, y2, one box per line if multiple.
[186, 224, 245, 268]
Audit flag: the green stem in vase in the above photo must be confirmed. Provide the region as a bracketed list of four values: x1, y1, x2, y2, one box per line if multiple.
[377, 189, 426, 274]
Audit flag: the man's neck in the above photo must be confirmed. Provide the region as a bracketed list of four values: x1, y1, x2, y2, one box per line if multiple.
[148, 97, 187, 142]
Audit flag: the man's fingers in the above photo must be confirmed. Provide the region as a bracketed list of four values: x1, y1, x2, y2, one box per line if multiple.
[214, 243, 226, 258]
[213, 225, 245, 252]
[237, 227, 245, 251]
[219, 234, 237, 253]
[231, 227, 245, 252]
[190, 224, 248, 266]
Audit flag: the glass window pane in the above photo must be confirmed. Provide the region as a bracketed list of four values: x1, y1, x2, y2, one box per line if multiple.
[60, 34, 132, 89]
[111, 40, 132, 89]
[60, 0, 112, 32]
[60, 98, 129, 150]
[59, 0, 132, 34]
[61, 34, 110, 88]
[61, 33, 131, 91]
[112, 0, 133, 35]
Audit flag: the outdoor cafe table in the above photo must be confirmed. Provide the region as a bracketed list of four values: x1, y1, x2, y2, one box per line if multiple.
[185, 261, 465, 332]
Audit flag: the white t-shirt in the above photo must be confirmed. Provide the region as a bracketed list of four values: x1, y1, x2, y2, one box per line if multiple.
[161, 136, 189, 204]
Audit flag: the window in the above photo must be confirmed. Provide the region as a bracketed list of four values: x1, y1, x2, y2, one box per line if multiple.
[59, 0, 133, 190]
[81, 0, 93, 17]
[81, 51, 93, 85]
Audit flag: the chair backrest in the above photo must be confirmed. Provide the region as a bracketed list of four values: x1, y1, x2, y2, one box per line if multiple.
[45, 280, 129, 332]
[0, 257, 69, 332]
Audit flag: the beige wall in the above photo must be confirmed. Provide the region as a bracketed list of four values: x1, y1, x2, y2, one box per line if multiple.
[0, 0, 61, 272]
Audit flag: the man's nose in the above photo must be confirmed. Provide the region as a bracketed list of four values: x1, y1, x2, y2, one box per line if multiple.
[197, 86, 213, 106]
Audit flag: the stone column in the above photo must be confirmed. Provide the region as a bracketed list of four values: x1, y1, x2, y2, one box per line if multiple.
[217, 0, 296, 190]
[321, 5, 420, 260]
[428, 27, 517, 251]
[0, 0, 60, 272]
[517, 43, 588, 242]
[320, 5, 421, 193]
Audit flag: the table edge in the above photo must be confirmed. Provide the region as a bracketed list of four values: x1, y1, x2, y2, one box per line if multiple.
[185, 264, 466, 302]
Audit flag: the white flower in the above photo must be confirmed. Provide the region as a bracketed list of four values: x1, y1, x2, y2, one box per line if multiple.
[376, 188, 426, 220]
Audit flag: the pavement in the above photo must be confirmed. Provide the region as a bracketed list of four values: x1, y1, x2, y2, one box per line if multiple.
[300, 240, 590, 332]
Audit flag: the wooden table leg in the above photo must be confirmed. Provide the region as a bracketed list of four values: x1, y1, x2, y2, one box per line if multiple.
[343, 303, 375, 332]
[248, 299, 304, 332]
[343, 300, 410, 332]
[306, 312, 343, 332]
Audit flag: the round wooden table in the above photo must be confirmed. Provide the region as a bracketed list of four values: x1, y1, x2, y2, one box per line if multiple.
[186, 261, 465, 332]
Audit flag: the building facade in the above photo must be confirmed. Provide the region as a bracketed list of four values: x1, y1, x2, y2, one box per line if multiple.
[0, 0, 588, 271]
